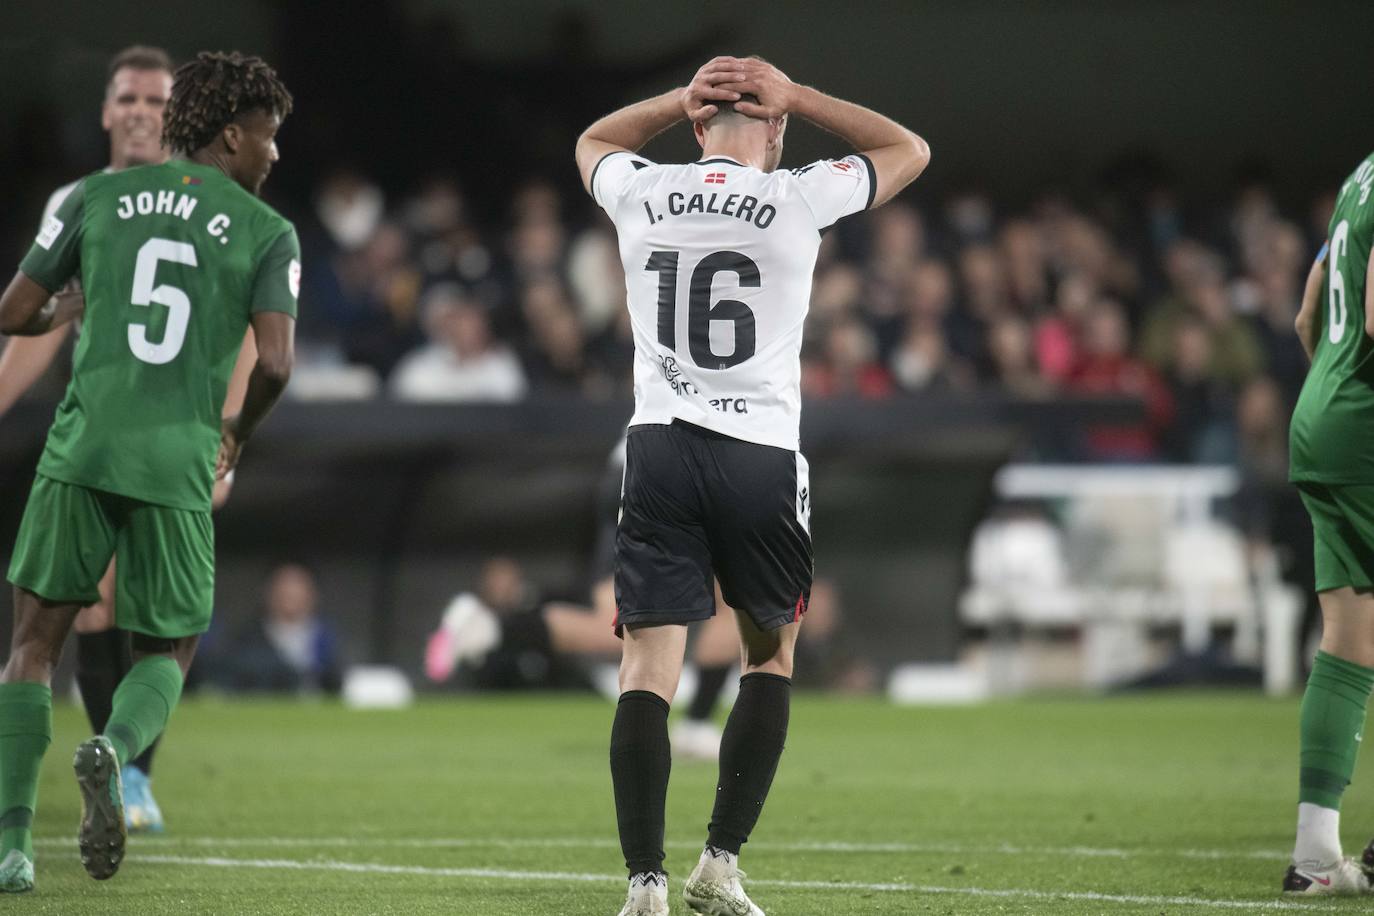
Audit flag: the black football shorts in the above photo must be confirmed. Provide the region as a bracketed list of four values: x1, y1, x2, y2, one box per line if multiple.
[613, 420, 813, 635]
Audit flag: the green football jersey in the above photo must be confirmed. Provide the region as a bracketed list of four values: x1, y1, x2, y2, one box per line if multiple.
[19, 159, 300, 511]
[1291, 151, 1374, 483]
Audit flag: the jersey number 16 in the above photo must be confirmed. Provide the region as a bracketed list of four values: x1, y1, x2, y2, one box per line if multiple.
[646, 250, 759, 370]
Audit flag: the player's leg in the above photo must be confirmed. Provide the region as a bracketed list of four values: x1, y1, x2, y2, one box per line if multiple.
[73, 497, 212, 881]
[0, 590, 83, 892]
[0, 476, 116, 891]
[612, 624, 686, 916]
[1285, 484, 1374, 895]
[683, 614, 798, 916]
[546, 578, 622, 655]
[685, 437, 812, 916]
[611, 424, 715, 916]
[70, 562, 163, 832]
[674, 583, 737, 761]
[72, 568, 124, 736]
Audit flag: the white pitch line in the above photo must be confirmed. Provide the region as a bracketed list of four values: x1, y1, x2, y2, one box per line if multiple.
[32, 834, 1292, 861]
[128, 853, 1342, 913]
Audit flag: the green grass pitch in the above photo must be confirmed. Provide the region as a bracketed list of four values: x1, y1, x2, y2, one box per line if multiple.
[17, 691, 1374, 913]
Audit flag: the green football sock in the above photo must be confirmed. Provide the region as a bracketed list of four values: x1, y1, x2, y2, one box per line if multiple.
[0, 683, 52, 859]
[104, 656, 183, 767]
[1300, 650, 1374, 810]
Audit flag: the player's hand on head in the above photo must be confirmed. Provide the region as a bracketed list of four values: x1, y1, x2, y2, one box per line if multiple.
[723, 59, 795, 120]
[682, 56, 748, 122]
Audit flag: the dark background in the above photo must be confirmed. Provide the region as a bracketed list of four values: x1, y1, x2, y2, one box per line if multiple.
[0, 0, 1358, 682]
[3, 0, 1371, 243]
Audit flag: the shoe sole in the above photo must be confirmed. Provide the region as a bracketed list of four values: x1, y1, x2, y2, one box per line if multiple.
[74, 740, 126, 880]
[683, 881, 756, 916]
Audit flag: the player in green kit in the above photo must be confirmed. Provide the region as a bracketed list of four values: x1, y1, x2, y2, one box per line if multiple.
[1284, 152, 1374, 895]
[0, 51, 296, 892]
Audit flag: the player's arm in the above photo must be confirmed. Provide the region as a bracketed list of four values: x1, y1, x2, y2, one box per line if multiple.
[0, 324, 73, 416]
[730, 61, 930, 208]
[1365, 247, 1374, 343]
[0, 276, 83, 337]
[223, 327, 259, 418]
[1295, 243, 1327, 362]
[575, 56, 747, 194]
[217, 230, 300, 480]
[0, 181, 86, 339]
[217, 313, 292, 480]
[210, 327, 260, 508]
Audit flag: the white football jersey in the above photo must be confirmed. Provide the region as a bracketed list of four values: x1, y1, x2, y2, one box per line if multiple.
[593, 151, 874, 451]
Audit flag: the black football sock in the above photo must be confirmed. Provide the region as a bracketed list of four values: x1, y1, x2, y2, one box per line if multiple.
[687, 664, 731, 722]
[611, 690, 672, 877]
[75, 629, 132, 735]
[707, 672, 791, 855]
[131, 736, 160, 776]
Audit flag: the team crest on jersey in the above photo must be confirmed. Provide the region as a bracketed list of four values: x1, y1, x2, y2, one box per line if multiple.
[36, 216, 64, 250]
[288, 259, 301, 298]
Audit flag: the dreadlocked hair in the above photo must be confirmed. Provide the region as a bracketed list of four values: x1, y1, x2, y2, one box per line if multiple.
[163, 51, 293, 155]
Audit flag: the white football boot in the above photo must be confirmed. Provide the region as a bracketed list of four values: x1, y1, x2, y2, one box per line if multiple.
[617, 871, 670, 915]
[683, 847, 764, 916]
[1282, 857, 1371, 895]
[670, 719, 722, 762]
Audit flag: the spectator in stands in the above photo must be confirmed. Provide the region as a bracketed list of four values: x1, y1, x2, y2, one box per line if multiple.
[318, 222, 426, 378]
[1067, 298, 1172, 460]
[214, 564, 343, 695]
[805, 315, 895, 399]
[390, 284, 527, 401]
[522, 297, 590, 395]
[987, 314, 1052, 398]
[1035, 271, 1096, 384]
[1141, 239, 1263, 385]
[1161, 316, 1234, 462]
[1000, 218, 1049, 313]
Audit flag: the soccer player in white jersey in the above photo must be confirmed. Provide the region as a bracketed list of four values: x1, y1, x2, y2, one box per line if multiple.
[576, 56, 929, 916]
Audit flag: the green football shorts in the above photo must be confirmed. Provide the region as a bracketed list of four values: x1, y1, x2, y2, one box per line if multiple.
[7, 474, 214, 637]
[1298, 482, 1374, 593]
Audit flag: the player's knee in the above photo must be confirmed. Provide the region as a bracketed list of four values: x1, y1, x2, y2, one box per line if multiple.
[2, 638, 63, 684]
[741, 644, 794, 679]
[618, 652, 680, 701]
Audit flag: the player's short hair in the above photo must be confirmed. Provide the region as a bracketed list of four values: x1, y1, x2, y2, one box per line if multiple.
[163, 50, 293, 155]
[106, 45, 173, 84]
[707, 93, 762, 125]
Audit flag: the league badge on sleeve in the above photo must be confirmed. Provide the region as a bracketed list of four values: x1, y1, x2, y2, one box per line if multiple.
[36, 216, 64, 250]
[827, 157, 862, 178]
[288, 259, 301, 299]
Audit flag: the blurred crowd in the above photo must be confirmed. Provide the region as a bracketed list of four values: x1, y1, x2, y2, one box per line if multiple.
[290, 166, 1328, 470]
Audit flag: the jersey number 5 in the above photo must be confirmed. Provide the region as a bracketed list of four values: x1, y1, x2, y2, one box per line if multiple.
[646, 250, 758, 369]
[1328, 220, 1350, 345]
[129, 237, 198, 365]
